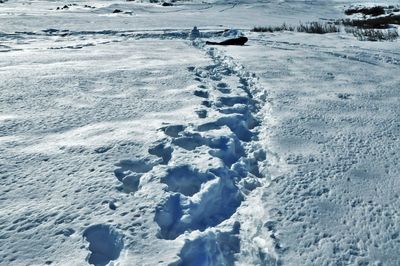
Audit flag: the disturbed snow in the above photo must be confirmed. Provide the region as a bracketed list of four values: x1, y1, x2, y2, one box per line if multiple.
[0, 0, 399, 265]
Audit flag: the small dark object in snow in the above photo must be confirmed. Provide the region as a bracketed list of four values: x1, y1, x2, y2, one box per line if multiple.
[194, 90, 209, 98]
[95, 146, 111, 153]
[162, 2, 173, 6]
[206, 36, 248, 46]
[62, 5, 69, 9]
[201, 100, 212, 108]
[43, 28, 58, 34]
[196, 109, 207, 118]
[113, 9, 123, 13]
[337, 93, 352, 100]
[109, 202, 117, 210]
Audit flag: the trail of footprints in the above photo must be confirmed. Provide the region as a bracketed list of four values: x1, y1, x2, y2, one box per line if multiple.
[83, 44, 269, 264]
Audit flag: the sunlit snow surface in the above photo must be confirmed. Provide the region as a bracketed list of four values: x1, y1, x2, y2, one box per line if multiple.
[0, 0, 399, 265]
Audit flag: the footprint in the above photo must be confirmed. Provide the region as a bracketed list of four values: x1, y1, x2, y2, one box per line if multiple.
[159, 165, 215, 196]
[83, 224, 124, 266]
[195, 109, 208, 119]
[177, 225, 240, 266]
[201, 100, 212, 108]
[114, 158, 155, 193]
[161, 124, 186, 138]
[154, 194, 183, 240]
[194, 90, 209, 98]
[217, 82, 228, 88]
[155, 174, 242, 240]
[208, 136, 244, 167]
[148, 140, 173, 164]
[198, 84, 207, 89]
[197, 116, 253, 142]
[217, 104, 249, 115]
[172, 133, 205, 151]
[216, 96, 248, 107]
[217, 88, 231, 94]
[216, 82, 231, 94]
[114, 159, 154, 178]
[196, 122, 221, 132]
[217, 116, 253, 142]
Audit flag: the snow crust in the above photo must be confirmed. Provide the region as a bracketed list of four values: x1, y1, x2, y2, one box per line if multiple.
[0, 0, 399, 265]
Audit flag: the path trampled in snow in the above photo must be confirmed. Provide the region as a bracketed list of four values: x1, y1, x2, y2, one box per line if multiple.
[1, 0, 400, 265]
[109, 38, 275, 265]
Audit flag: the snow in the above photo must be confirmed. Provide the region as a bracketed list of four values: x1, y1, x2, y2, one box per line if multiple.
[220, 31, 400, 265]
[0, 0, 399, 266]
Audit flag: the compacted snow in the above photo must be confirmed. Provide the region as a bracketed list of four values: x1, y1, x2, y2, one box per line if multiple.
[0, 0, 399, 265]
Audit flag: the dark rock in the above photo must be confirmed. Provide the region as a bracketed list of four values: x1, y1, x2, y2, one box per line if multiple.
[109, 202, 117, 210]
[206, 36, 248, 46]
[345, 6, 385, 17]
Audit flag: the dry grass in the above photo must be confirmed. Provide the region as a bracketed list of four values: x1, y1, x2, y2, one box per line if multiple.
[345, 27, 399, 41]
[252, 22, 339, 34]
[253, 23, 295, 33]
[342, 15, 400, 29]
[252, 6, 399, 42]
[345, 6, 385, 16]
[296, 22, 340, 34]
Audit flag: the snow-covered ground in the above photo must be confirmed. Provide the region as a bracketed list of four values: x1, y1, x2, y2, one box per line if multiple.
[1, 0, 399, 265]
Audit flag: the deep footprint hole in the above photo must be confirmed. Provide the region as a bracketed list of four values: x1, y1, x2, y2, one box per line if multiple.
[155, 175, 243, 240]
[155, 194, 183, 240]
[161, 124, 185, 138]
[160, 165, 214, 196]
[83, 224, 124, 266]
[114, 158, 156, 192]
[194, 90, 209, 98]
[208, 136, 244, 167]
[177, 229, 240, 266]
[114, 158, 154, 181]
[195, 109, 208, 119]
[172, 133, 205, 151]
[148, 141, 173, 164]
[217, 96, 248, 107]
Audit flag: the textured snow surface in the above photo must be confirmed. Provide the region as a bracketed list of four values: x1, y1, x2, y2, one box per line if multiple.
[0, 0, 399, 266]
